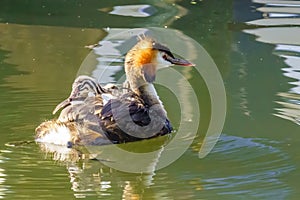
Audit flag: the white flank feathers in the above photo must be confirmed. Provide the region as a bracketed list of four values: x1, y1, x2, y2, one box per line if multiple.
[36, 125, 71, 146]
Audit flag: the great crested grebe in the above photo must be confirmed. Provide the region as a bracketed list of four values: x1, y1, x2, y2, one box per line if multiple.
[35, 37, 194, 147]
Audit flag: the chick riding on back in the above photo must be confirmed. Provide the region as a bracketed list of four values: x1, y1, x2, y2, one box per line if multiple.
[35, 37, 194, 147]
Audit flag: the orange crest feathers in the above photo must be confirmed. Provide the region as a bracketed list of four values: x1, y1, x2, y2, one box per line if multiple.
[125, 36, 158, 83]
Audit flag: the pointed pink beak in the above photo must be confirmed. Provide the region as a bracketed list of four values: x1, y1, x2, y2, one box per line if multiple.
[169, 57, 195, 66]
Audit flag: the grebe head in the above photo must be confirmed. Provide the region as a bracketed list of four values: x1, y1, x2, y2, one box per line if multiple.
[70, 75, 104, 98]
[125, 37, 194, 88]
[52, 75, 104, 115]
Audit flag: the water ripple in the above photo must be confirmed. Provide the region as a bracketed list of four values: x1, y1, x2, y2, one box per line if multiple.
[201, 134, 294, 198]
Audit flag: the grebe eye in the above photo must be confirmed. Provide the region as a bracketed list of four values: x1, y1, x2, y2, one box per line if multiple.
[163, 54, 167, 60]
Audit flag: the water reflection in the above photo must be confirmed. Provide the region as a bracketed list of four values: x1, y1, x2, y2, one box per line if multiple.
[243, 0, 300, 125]
[108, 5, 156, 17]
[35, 133, 292, 199]
[0, 155, 8, 199]
[67, 160, 157, 199]
[98, 1, 188, 27]
[0, 23, 106, 93]
[38, 140, 163, 199]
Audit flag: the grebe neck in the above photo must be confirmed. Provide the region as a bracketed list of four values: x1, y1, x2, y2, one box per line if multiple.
[137, 83, 163, 107]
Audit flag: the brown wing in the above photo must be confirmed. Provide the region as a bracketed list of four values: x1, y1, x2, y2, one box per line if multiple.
[49, 75, 172, 145]
[100, 92, 173, 143]
[50, 76, 113, 145]
[57, 95, 113, 145]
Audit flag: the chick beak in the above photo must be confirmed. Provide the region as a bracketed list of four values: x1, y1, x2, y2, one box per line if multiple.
[168, 57, 195, 67]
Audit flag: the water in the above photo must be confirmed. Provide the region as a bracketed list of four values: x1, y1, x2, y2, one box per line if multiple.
[0, 0, 300, 199]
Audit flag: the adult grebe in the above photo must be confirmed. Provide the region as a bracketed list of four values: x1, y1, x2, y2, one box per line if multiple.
[35, 37, 194, 147]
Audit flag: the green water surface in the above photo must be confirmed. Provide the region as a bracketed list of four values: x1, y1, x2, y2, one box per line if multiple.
[0, 0, 299, 199]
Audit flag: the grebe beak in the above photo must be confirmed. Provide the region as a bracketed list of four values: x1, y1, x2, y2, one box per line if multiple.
[166, 56, 195, 67]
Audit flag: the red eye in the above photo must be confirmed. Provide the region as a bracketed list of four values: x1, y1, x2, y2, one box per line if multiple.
[163, 54, 167, 60]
